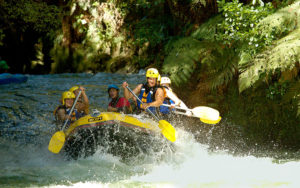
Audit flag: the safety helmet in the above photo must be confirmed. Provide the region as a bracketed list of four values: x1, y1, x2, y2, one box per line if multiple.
[146, 68, 159, 78]
[61, 91, 75, 105]
[108, 84, 119, 92]
[161, 77, 171, 84]
[69, 86, 79, 93]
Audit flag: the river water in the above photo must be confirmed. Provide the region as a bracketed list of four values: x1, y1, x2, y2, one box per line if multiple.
[0, 73, 299, 187]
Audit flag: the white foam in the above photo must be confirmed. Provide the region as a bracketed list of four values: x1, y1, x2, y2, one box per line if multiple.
[130, 129, 300, 187]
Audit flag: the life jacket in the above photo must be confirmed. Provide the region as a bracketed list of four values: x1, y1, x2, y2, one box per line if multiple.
[159, 86, 175, 114]
[137, 83, 159, 115]
[109, 97, 121, 108]
[109, 97, 132, 113]
[54, 105, 84, 123]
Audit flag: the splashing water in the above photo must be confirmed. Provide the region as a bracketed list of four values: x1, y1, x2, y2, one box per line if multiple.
[0, 73, 299, 187]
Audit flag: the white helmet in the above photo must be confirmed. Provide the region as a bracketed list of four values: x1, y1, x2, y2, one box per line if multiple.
[161, 77, 171, 84]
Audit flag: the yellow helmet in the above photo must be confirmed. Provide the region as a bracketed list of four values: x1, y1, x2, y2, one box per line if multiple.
[146, 68, 159, 78]
[61, 91, 75, 105]
[69, 86, 79, 93]
[161, 77, 171, 84]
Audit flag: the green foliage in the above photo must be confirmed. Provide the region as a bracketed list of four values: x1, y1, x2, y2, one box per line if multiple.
[162, 35, 237, 89]
[255, 0, 300, 43]
[119, 0, 175, 68]
[1, 0, 61, 33]
[50, 1, 138, 73]
[266, 82, 289, 100]
[272, 0, 298, 9]
[238, 27, 300, 93]
[282, 80, 300, 117]
[259, 5, 299, 31]
[133, 19, 167, 47]
[50, 44, 95, 73]
[197, 41, 238, 90]
[238, 0, 300, 92]
[216, 0, 273, 54]
[162, 37, 202, 86]
[191, 15, 223, 41]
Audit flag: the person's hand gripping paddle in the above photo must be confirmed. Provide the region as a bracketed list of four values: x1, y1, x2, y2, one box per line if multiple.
[48, 90, 82, 153]
[162, 104, 222, 124]
[126, 86, 176, 142]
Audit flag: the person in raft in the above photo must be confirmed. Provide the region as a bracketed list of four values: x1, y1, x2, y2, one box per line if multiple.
[158, 76, 176, 115]
[53, 91, 85, 129]
[107, 84, 132, 114]
[122, 68, 164, 116]
[69, 86, 89, 115]
[160, 76, 192, 116]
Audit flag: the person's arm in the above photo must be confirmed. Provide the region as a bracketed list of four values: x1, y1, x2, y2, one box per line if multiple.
[122, 82, 142, 100]
[56, 108, 69, 122]
[80, 86, 89, 114]
[75, 87, 89, 114]
[141, 88, 164, 109]
[165, 89, 181, 106]
[166, 89, 188, 109]
[107, 105, 118, 112]
[80, 87, 89, 104]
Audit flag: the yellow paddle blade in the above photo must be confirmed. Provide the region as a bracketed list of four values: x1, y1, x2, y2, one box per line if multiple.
[158, 120, 176, 142]
[48, 131, 66, 154]
[192, 107, 220, 122]
[200, 116, 222, 124]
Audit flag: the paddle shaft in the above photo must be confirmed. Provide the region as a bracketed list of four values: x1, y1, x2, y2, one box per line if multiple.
[126, 86, 159, 121]
[161, 104, 191, 111]
[173, 111, 197, 117]
[61, 90, 82, 131]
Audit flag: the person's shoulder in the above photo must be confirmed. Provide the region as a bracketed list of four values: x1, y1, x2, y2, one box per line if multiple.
[55, 105, 65, 111]
[156, 87, 164, 92]
[56, 107, 66, 117]
[57, 107, 66, 113]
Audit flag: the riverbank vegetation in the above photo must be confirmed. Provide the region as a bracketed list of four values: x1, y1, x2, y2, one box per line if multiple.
[0, 0, 299, 151]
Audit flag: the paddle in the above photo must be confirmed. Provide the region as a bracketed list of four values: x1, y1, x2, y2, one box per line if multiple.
[48, 90, 82, 153]
[126, 86, 176, 142]
[161, 104, 222, 124]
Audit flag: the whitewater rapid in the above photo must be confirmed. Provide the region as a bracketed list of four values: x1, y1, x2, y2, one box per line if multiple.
[1, 73, 299, 188]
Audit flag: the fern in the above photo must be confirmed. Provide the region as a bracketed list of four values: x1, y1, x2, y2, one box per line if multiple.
[162, 37, 202, 86]
[238, 27, 300, 93]
[191, 15, 222, 41]
[162, 35, 237, 90]
[256, 0, 300, 40]
[196, 41, 237, 90]
[238, 0, 300, 92]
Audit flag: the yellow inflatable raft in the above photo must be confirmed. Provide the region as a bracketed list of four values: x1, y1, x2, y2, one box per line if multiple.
[63, 112, 171, 159]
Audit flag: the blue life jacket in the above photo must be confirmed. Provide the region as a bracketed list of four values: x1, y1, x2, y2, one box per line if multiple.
[159, 86, 175, 114]
[137, 83, 158, 115]
[66, 108, 85, 121]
